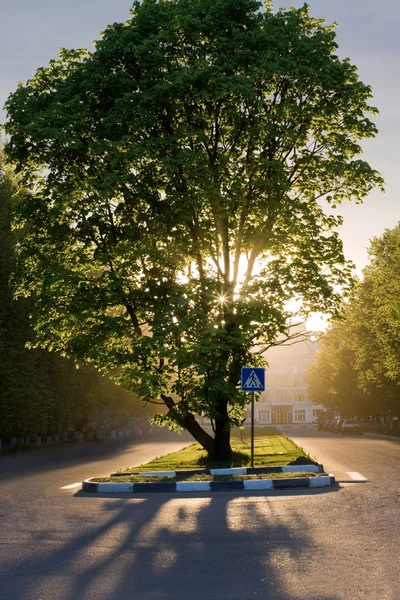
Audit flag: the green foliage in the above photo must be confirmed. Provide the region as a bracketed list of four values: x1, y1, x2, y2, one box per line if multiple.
[0, 148, 147, 438]
[3, 0, 382, 455]
[360, 226, 400, 384]
[307, 224, 400, 419]
[306, 318, 370, 418]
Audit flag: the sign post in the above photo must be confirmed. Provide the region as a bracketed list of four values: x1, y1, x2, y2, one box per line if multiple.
[251, 390, 255, 468]
[241, 367, 265, 468]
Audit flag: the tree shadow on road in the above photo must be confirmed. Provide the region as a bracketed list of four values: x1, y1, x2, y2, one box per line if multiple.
[2, 488, 342, 600]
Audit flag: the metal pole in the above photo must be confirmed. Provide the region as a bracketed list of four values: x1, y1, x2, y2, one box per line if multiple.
[251, 391, 255, 468]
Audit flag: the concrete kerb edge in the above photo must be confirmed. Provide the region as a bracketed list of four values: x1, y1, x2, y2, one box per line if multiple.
[364, 433, 400, 441]
[109, 463, 324, 478]
[82, 473, 335, 494]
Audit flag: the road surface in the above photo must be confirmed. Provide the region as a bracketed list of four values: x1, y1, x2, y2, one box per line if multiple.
[0, 428, 399, 599]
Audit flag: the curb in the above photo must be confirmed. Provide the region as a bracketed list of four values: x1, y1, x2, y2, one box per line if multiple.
[82, 473, 335, 494]
[110, 464, 324, 478]
[364, 433, 400, 441]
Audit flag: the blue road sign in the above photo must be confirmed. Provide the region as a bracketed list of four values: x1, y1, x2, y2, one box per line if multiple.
[241, 367, 265, 392]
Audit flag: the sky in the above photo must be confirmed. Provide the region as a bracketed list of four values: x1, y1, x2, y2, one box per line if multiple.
[0, 0, 398, 275]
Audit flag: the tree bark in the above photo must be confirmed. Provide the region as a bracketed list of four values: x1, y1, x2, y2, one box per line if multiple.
[213, 399, 233, 461]
[161, 394, 216, 455]
[161, 393, 234, 460]
[181, 412, 216, 455]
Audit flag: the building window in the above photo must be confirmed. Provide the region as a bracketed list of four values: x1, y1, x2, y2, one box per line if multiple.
[276, 379, 287, 389]
[313, 409, 321, 418]
[257, 391, 270, 403]
[293, 364, 305, 374]
[295, 394, 305, 403]
[294, 409, 306, 422]
[276, 394, 288, 403]
[276, 363, 287, 374]
[294, 379, 305, 388]
[258, 410, 270, 423]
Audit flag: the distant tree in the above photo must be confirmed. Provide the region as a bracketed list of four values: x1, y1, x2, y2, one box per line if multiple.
[306, 316, 372, 419]
[349, 226, 400, 418]
[0, 147, 45, 436]
[308, 224, 400, 420]
[0, 147, 146, 439]
[358, 226, 400, 381]
[4, 0, 383, 458]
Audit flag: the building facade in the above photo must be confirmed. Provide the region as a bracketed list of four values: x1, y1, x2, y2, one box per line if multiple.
[245, 331, 324, 425]
[197, 326, 324, 428]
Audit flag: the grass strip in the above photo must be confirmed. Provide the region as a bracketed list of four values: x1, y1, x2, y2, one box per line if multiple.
[118, 427, 314, 473]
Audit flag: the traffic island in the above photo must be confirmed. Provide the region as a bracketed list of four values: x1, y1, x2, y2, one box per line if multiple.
[81, 428, 336, 493]
[82, 470, 336, 493]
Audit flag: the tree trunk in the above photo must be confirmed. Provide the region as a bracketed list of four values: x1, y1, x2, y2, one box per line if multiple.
[181, 412, 216, 455]
[214, 422, 232, 461]
[161, 394, 216, 455]
[161, 394, 234, 460]
[213, 400, 232, 461]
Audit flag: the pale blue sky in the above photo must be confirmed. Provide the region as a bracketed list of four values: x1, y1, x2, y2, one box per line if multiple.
[0, 0, 398, 272]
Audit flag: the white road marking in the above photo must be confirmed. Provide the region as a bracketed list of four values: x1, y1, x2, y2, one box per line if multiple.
[346, 472, 368, 482]
[60, 482, 82, 489]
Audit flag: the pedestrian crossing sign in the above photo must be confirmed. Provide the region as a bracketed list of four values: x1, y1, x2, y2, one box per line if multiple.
[241, 367, 265, 392]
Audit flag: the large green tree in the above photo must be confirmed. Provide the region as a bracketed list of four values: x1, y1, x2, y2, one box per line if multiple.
[4, 0, 382, 458]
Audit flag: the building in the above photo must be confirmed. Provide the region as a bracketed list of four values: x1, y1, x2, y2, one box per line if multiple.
[246, 329, 324, 426]
[197, 325, 324, 428]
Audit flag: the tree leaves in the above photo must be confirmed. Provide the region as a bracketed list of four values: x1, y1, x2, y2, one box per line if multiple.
[308, 224, 400, 419]
[0, 149, 146, 437]
[3, 0, 383, 453]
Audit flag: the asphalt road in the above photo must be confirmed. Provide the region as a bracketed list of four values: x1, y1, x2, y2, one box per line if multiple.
[0, 428, 399, 600]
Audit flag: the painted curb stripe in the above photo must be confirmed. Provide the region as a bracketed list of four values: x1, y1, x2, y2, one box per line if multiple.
[82, 474, 335, 494]
[97, 482, 133, 493]
[281, 465, 319, 473]
[111, 464, 323, 477]
[176, 481, 211, 492]
[133, 482, 177, 493]
[309, 475, 332, 487]
[140, 471, 176, 477]
[243, 479, 274, 490]
[246, 467, 284, 474]
[272, 477, 311, 488]
[210, 480, 244, 491]
[210, 467, 247, 475]
[82, 481, 99, 493]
